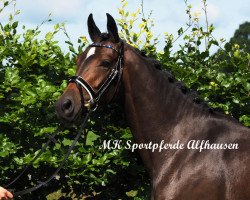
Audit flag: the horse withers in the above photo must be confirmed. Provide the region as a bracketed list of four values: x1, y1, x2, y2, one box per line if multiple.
[55, 13, 250, 200]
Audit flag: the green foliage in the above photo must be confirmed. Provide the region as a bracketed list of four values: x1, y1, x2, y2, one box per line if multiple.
[0, 2, 149, 199]
[0, 1, 77, 197]
[0, 0, 249, 199]
[158, 1, 250, 125]
[225, 22, 250, 53]
[117, 0, 158, 57]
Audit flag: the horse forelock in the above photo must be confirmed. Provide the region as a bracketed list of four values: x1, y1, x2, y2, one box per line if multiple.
[100, 33, 110, 41]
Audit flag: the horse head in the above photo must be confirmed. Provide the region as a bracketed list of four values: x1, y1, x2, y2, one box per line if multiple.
[55, 14, 124, 122]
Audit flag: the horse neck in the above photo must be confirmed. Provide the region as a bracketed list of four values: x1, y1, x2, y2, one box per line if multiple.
[121, 44, 209, 170]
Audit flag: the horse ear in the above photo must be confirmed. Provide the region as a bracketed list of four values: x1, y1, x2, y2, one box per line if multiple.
[106, 13, 120, 43]
[87, 14, 101, 42]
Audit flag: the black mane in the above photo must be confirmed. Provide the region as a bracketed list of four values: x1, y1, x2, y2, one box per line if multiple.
[162, 68, 212, 112]
[136, 48, 213, 113]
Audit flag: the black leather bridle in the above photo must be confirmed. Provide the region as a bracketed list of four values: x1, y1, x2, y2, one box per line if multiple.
[69, 41, 124, 112]
[6, 41, 125, 197]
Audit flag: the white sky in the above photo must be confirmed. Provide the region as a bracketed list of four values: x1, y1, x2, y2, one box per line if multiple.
[1, 0, 249, 53]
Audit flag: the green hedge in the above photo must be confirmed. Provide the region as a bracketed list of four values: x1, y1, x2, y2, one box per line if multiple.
[0, 0, 249, 199]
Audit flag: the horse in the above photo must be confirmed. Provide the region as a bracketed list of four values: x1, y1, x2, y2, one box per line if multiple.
[55, 13, 250, 200]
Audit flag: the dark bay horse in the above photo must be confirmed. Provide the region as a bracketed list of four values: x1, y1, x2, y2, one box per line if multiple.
[55, 14, 250, 200]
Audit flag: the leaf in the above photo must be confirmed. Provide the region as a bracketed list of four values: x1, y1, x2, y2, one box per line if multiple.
[54, 23, 60, 30]
[132, 33, 138, 42]
[12, 21, 18, 29]
[69, 45, 75, 53]
[177, 27, 183, 36]
[54, 143, 61, 150]
[243, 82, 250, 91]
[86, 131, 99, 146]
[106, 169, 116, 174]
[126, 190, 138, 197]
[45, 32, 53, 40]
[4, 1, 9, 7]
[62, 138, 72, 146]
[83, 153, 92, 164]
[239, 115, 250, 127]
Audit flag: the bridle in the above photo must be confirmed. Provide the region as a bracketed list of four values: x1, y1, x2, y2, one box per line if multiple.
[69, 40, 124, 112]
[6, 40, 125, 197]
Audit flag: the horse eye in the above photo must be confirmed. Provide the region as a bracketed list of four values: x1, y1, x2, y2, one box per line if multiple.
[100, 60, 111, 68]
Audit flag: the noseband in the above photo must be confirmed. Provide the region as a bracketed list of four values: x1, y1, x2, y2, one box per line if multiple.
[69, 41, 124, 112]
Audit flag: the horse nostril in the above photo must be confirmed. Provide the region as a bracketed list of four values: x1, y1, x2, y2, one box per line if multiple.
[62, 99, 72, 111]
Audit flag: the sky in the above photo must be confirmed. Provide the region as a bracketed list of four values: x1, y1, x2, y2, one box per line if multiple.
[0, 0, 249, 53]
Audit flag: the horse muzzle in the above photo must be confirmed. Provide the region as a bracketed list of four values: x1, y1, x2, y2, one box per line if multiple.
[55, 90, 87, 123]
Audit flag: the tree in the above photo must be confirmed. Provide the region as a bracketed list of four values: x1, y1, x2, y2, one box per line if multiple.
[225, 22, 250, 52]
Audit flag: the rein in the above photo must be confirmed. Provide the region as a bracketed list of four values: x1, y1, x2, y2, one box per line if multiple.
[7, 111, 91, 197]
[5, 128, 61, 188]
[5, 41, 124, 197]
